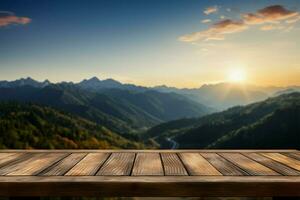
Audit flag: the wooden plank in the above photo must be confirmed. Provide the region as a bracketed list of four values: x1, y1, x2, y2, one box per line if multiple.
[0, 153, 17, 161]
[65, 153, 109, 176]
[219, 153, 279, 175]
[283, 152, 300, 161]
[132, 153, 163, 176]
[0, 153, 45, 175]
[41, 153, 86, 176]
[201, 153, 246, 175]
[262, 153, 300, 171]
[7, 153, 67, 175]
[161, 153, 188, 176]
[97, 153, 135, 176]
[244, 153, 300, 176]
[0, 153, 26, 168]
[178, 153, 221, 175]
[0, 176, 299, 197]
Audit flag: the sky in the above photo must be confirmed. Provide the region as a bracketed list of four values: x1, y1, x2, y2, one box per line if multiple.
[0, 0, 300, 88]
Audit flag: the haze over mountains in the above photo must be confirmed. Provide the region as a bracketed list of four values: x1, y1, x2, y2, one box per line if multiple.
[0, 77, 211, 132]
[1, 77, 299, 110]
[145, 92, 300, 149]
[0, 77, 299, 149]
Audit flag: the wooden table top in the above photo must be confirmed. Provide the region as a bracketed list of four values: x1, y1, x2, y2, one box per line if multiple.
[0, 149, 299, 197]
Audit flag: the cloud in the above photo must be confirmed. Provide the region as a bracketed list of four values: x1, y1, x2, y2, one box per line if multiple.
[201, 19, 211, 23]
[285, 15, 300, 24]
[284, 25, 294, 32]
[260, 24, 284, 31]
[180, 4, 300, 44]
[179, 19, 247, 42]
[0, 11, 31, 27]
[243, 5, 299, 24]
[213, 19, 248, 33]
[204, 6, 218, 15]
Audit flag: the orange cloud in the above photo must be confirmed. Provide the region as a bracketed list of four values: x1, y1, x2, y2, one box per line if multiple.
[0, 12, 31, 27]
[204, 6, 218, 15]
[243, 5, 299, 24]
[179, 19, 247, 42]
[180, 4, 300, 43]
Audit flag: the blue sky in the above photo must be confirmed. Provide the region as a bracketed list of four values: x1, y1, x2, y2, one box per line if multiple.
[1, 0, 300, 87]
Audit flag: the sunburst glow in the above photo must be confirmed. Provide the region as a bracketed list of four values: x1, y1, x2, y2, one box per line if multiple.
[228, 69, 246, 83]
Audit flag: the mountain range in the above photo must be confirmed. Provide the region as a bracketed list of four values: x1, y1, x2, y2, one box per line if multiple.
[0, 78, 211, 135]
[0, 77, 299, 150]
[145, 92, 300, 149]
[1, 77, 299, 110]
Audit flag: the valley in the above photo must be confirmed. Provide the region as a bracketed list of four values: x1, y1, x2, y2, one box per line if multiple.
[0, 77, 299, 150]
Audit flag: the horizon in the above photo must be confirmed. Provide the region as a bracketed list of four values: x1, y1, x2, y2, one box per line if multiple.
[1, 0, 300, 87]
[1, 75, 300, 89]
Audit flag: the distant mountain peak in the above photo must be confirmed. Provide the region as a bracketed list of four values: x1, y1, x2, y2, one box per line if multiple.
[89, 76, 100, 82]
[104, 78, 117, 82]
[19, 77, 35, 82]
[102, 78, 121, 84]
[0, 77, 49, 88]
[78, 76, 124, 90]
[43, 79, 50, 83]
[24, 77, 34, 80]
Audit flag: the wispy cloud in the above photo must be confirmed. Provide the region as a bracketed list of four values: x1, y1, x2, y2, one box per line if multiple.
[285, 15, 300, 24]
[243, 5, 299, 24]
[204, 6, 218, 15]
[201, 19, 211, 23]
[179, 19, 247, 42]
[0, 11, 31, 27]
[260, 24, 284, 31]
[180, 5, 300, 43]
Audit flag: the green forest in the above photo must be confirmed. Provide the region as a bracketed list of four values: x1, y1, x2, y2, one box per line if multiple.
[0, 82, 299, 150]
[145, 92, 300, 149]
[0, 102, 152, 149]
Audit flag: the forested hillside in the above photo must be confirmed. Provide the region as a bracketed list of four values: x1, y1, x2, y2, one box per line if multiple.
[0, 78, 299, 150]
[0, 84, 211, 134]
[0, 102, 150, 149]
[145, 92, 300, 149]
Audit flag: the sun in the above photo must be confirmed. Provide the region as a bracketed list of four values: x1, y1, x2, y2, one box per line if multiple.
[228, 69, 246, 83]
[228, 69, 246, 82]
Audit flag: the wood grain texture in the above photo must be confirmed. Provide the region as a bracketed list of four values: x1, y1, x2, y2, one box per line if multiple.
[179, 153, 221, 175]
[244, 153, 300, 176]
[0, 176, 299, 197]
[262, 153, 300, 171]
[201, 153, 246, 175]
[0, 150, 298, 197]
[0, 153, 44, 175]
[0, 153, 17, 161]
[219, 153, 279, 176]
[41, 153, 86, 176]
[0, 153, 26, 168]
[283, 152, 300, 161]
[132, 153, 164, 175]
[97, 153, 135, 175]
[66, 153, 109, 176]
[161, 153, 188, 175]
[7, 153, 67, 175]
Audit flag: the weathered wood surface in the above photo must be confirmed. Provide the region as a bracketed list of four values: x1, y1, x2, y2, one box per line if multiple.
[0, 149, 298, 197]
